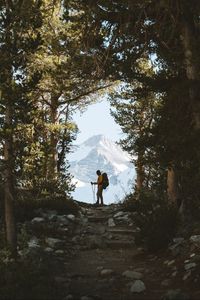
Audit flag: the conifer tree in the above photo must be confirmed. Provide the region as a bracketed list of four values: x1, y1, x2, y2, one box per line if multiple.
[0, 0, 43, 255]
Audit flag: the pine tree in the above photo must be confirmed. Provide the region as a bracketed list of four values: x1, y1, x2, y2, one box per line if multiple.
[0, 0, 43, 255]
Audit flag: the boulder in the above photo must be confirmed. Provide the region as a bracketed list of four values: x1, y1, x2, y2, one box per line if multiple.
[28, 237, 40, 248]
[190, 235, 200, 244]
[130, 280, 146, 293]
[184, 262, 196, 271]
[45, 237, 64, 249]
[113, 211, 125, 218]
[67, 214, 76, 222]
[122, 270, 143, 280]
[100, 269, 114, 277]
[108, 218, 115, 227]
[31, 217, 45, 224]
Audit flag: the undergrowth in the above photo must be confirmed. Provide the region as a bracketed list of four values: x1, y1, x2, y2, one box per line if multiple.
[122, 189, 178, 252]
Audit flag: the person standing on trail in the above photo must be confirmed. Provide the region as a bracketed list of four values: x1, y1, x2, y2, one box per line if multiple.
[91, 170, 103, 206]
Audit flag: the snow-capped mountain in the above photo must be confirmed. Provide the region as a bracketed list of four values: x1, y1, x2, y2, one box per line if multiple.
[68, 135, 136, 204]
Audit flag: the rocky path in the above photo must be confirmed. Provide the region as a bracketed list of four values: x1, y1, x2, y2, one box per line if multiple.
[52, 204, 200, 300]
[26, 203, 200, 300]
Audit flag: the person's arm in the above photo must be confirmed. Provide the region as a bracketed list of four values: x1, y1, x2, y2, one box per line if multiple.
[91, 181, 97, 185]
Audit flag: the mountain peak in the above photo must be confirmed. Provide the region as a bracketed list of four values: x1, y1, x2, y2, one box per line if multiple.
[83, 134, 109, 147]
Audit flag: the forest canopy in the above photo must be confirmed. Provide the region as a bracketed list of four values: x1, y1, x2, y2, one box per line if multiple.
[0, 0, 200, 256]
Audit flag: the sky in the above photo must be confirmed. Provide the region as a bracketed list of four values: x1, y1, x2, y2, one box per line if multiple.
[73, 98, 123, 144]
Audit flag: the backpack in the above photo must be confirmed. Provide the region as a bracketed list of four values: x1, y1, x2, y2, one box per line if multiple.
[102, 172, 109, 189]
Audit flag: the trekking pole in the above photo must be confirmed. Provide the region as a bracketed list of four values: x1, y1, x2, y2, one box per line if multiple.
[91, 183, 96, 204]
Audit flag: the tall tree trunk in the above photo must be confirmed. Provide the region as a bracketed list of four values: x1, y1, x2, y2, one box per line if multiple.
[181, 15, 200, 128]
[167, 165, 179, 205]
[4, 104, 17, 256]
[48, 94, 59, 180]
[135, 152, 144, 196]
[3, 5, 17, 256]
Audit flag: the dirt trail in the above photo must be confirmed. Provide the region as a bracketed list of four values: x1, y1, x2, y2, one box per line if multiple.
[59, 204, 199, 300]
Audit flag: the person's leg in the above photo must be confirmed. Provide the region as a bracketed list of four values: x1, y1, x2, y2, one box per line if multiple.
[96, 189, 100, 204]
[99, 186, 103, 205]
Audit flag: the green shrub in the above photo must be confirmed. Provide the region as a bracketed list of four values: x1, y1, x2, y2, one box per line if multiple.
[123, 189, 178, 252]
[15, 192, 79, 222]
[0, 253, 64, 300]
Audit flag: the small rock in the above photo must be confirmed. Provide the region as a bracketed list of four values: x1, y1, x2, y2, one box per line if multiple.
[161, 289, 191, 300]
[122, 270, 143, 280]
[81, 297, 93, 300]
[173, 238, 184, 244]
[172, 271, 178, 277]
[55, 250, 64, 255]
[183, 271, 191, 281]
[28, 237, 40, 248]
[130, 280, 146, 293]
[45, 237, 64, 249]
[46, 210, 58, 221]
[190, 235, 200, 244]
[67, 214, 76, 222]
[44, 247, 54, 253]
[113, 211, 124, 218]
[167, 260, 175, 266]
[31, 217, 45, 224]
[57, 215, 69, 225]
[100, 269, 114, 277]
[184, 262, 196, 271]
[108, 218, 115, 227]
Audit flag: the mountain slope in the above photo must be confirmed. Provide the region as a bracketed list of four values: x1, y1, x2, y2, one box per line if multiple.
[69, 135, 136, 204]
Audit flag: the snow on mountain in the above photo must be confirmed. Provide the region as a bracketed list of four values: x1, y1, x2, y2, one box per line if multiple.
[69, 135, 136, 204]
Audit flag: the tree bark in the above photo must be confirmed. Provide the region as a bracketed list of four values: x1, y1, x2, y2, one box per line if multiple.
[4, 104, 17, 256]
[135, 152, 145, 196]
[181, 15, 200, 129]
[48, 94, 59, 180]
[167, 165, 179, 205]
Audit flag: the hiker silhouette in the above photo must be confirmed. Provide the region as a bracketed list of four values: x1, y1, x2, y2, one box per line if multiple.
[91, 170, 103, 206]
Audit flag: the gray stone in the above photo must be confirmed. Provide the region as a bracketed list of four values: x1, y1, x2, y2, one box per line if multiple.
[183, 271, 191, 281]
[81, 297, 93, 300]
[167, 260, 176, 266]
[173, 238, 184, 244]
[161, 289, 191, 300]
[31, 217, 45, 224]
[67, 214, 76, 222]
[130, 280, 146, 293]
[28, 237, 40, 248]
[122, 270, 143, 280]
[57, 215, 69, 225]
[190, 235, 200, 244]
[46, 210, 58, 221]
[116, 215, 130, 223]
[113, 211, 124, 218]
[44, 247, 54, 253]
[45, 237, 64, 249]
[55, 249, 64, 255]
[108, 218, 115, 227]
[184, 262, 196, 271]
[100, 269, 114, 277]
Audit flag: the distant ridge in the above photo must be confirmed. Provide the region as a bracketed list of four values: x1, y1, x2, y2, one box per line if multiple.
[68, 135, 136, 204]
